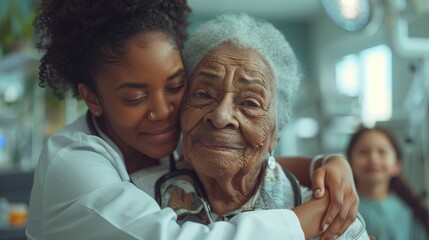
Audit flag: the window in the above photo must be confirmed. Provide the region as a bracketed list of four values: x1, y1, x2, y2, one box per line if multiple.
[335, 54, 360, 97]
[335, 45, 392, 127]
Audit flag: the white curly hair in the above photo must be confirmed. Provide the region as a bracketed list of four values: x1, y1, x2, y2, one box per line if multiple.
[183, 13, 301, 133]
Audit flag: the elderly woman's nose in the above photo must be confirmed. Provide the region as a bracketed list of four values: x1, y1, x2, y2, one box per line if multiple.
[204, 97, 239, 129]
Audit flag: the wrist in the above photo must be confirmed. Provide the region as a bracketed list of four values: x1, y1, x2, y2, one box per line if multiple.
[309, 154, 345, 182]
[309, 154, 324, 182]
[322, 154, 345, 165]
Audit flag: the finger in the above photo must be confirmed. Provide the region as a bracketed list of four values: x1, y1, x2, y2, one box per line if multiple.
[319, 195, 350, 240]
[334, 200, 358, 237]
[311, 168, 326, 198]
[320, 187, 344, 235]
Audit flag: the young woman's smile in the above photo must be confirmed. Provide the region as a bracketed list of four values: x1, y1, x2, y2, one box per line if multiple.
[140, 125, 179, 144]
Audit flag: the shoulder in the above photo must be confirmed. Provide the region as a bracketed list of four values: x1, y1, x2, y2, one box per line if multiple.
[388, 194, 413, 213]
[259, 163, 308, 209]
[35, 114, 127, 182]
[47, 115, 118, 160]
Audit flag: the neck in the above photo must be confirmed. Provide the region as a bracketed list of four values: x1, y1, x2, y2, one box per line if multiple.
[125, 153, 160, 174]
[198, 163, 264, 215]
[358, 181, 390, 200]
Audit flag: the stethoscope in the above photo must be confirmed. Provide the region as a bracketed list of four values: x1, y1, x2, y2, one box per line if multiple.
[85, 111, 299, 214]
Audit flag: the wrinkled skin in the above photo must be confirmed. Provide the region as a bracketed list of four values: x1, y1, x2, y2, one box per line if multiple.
[180, 42, 361, 240]
[181, 42, 277, 214]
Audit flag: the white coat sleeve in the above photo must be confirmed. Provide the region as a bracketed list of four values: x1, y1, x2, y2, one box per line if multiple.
[27, 138, 305, 240]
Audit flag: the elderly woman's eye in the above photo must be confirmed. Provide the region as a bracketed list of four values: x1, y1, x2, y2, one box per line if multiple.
[193, 91, 211, 99]
[242, 100, 261, 107]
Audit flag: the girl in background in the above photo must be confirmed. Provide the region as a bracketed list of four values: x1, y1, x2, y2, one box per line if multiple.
[346, 127, 429, 240]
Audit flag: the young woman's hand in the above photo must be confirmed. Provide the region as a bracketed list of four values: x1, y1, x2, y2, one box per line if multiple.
[311, 155, 359, 239]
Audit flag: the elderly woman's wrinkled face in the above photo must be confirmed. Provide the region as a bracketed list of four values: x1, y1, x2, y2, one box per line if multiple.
[181, 43, 277, 179]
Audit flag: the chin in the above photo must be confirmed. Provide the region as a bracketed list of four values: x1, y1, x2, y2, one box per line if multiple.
[144, 141, 178, 159]
[193, 160, 239, 179]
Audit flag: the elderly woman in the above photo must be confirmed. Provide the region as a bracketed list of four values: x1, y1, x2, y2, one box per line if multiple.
[156, 13, 369, 240]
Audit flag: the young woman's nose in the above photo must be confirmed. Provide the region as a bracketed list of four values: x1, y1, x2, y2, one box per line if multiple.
[150, 93, 174, 121]
[203, 94, 239, 129]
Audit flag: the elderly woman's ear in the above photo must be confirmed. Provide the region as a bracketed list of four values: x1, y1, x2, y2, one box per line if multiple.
[268, 130, 277, 154]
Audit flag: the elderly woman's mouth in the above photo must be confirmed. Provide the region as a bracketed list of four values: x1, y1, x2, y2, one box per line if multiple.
[195, 139, 245, 151]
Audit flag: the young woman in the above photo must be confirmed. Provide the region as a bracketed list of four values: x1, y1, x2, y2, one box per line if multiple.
[346, 127, 429, 240]
[27, 0, 358, 239]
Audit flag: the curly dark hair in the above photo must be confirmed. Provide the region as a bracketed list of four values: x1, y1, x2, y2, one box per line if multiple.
[34, 0, 191, 99]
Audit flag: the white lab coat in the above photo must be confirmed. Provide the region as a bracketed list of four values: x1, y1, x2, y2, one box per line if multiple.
[26, 113, 305, 240]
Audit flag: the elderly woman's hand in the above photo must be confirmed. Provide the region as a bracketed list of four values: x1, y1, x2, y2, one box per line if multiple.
[311, 155, 359, 239]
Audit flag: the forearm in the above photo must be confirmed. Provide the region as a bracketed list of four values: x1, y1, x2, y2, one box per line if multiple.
[280, 155, 358, 239]
[276, 157, 320, 188]
[292, 194, 329, 239]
